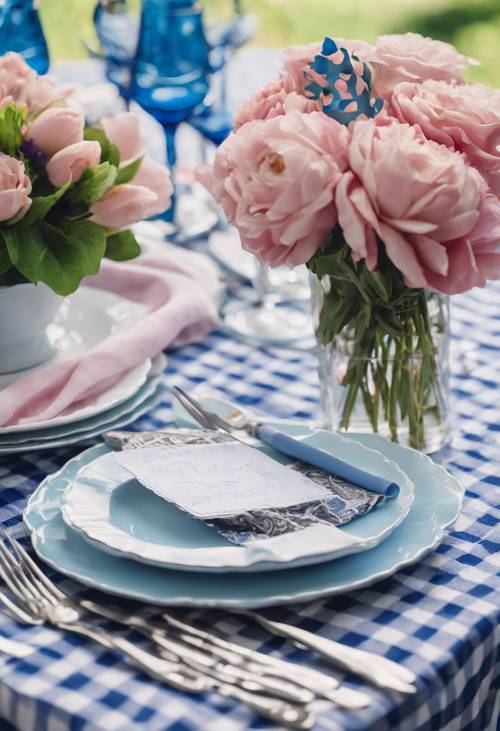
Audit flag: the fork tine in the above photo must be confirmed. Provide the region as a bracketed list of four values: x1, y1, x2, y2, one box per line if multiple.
[0, 589, 42, 625]
[172, 388, 233, 434]
[171, 387, 216, 430]
[5, 532, 64, 603]
[0, 537, 56, 614]
[0, 544, 40, 611]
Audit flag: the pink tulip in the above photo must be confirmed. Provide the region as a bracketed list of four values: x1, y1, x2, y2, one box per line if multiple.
[392, 79, 500, 195]
[131, 156, 172, 217]
[336, 119, 500, 293]
[197, 110, 349, 267]
[29, 107, 84, 157]
[366, 33, 478, 98]
[0, 152, 31, 222]
[0, 52, 72, 115]
[234, 75, 318, 130]
[90, 184, 158, 229]
[46, 140, 101, 187]
[102, 111, 146, 164]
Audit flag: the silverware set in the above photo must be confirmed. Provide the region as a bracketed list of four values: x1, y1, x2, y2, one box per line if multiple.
[0, 530, 416, 727]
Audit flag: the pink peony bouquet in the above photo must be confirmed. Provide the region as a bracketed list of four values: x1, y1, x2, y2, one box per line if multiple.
[200, 33, 500, 449]
[0, 52, 172, 296]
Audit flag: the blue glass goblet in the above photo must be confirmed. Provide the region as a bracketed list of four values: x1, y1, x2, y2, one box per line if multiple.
[0, 0, 49, 74]
[131, 0, 217, 239]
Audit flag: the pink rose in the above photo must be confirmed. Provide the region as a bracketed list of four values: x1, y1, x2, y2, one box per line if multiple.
[198, 110, 349, 267]
[101, 111, 146, 164]
[367, 34, 478, 97]
[29, 107, 84, 157]
[90, 184, 158, 229]
[0, 52, 72, 115]
[234, 75, 318, 130]
[282, 38, 373, 94]
[392, 80, 500, 195]
[336, 119, 500, 293]
[0, 152, 31, 222]
[131, 155, 172, 217]
[46, 140, 101, 187]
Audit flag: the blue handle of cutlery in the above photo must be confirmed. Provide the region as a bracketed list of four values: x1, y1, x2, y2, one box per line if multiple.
[257, 426, 400, 498]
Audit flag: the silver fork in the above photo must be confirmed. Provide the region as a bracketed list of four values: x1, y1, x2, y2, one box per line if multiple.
[0, 534, 315, 729]
[170, 388, 416, 694]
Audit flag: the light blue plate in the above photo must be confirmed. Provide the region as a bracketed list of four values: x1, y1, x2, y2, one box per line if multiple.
[60, 432, 413, 573]
[24, 431, 464, 608]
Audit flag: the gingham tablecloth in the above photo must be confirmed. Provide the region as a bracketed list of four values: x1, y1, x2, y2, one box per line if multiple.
[0, 57, 499, 731]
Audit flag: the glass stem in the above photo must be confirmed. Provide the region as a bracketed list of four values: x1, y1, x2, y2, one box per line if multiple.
[256, 264, 276, 312]
[162, 122, 178, 224]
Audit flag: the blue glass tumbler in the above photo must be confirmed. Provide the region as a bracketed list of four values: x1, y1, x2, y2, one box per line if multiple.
[0, 0, 49, 74]
[131, 0, 211, 229]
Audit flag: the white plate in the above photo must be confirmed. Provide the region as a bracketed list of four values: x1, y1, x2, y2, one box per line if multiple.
[0, 287, 151, 434]
[24, 434, 463, 608]
[0, 383, 166, 454]
[61, 434, 413, 572]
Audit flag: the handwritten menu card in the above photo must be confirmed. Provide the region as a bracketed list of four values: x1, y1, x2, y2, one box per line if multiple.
[115, 442, 331, 519]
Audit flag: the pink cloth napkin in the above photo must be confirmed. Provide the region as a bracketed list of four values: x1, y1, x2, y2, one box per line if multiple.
[0, 242, 221, 426]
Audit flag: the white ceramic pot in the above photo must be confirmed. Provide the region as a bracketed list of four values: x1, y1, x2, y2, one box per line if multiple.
[0, 283, 63, 375]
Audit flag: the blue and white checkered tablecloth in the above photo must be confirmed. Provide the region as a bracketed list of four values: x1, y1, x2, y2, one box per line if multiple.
[0, 273, 498, 731]
[0, 55, 498, 731]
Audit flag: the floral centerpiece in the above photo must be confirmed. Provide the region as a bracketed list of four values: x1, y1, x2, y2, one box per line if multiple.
[199, 33, 500, 451]
[0, 52, 171, 373]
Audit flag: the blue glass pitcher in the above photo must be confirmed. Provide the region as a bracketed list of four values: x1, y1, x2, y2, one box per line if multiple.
[0, 0, 49, 74]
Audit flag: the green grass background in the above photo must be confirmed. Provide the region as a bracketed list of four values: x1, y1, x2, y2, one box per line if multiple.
[40, 0, 500, 87]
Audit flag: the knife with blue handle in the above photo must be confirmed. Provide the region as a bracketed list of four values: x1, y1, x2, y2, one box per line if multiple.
[257, 425, 400, 498]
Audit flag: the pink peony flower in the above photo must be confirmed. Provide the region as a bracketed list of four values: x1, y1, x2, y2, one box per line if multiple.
[28, 107, 84, 157]
[101, 111, 146, 164]
[46, 140, 101, 187]
[282, 38, 373, 94]
[90, 184, 158, 229]
[367, 33, 478, 97]
[131, 155, 173, 217]
[391, 80, 500, 195]
[0, 52, 72, 115]
[234, 75, 318, 130]
[0, 152, 31, 222]
[197, 110, 349, 267]
[336, 119, 500, 293]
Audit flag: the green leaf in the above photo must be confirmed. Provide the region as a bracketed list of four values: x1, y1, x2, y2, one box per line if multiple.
[0, 235, 11, 275]
[68, 162, 117, 206]
[84, 125, 120, 167]
[0, 104, 26, 156]
[2, 227, 18, 263]
[105, 229, 141, 261]
[13, 219, 106, 296]
[16, 182, 70, 228]
[115, 156, 143, 186]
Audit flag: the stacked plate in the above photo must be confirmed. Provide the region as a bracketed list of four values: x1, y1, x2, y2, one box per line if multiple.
[0, 287, 166, 454]
[24, 394, 464, 608]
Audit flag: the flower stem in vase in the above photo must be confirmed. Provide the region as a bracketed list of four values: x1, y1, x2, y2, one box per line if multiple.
[309, 229, 450, 452]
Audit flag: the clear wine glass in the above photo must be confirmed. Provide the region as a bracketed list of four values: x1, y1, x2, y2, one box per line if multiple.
[93, 0, 138, 104]
[0, 0, 49, 74]
[223, 259, 314, 348]
[131, 0, 217, 240]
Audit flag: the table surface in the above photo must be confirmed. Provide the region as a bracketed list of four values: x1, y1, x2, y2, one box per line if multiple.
[0, 55, 499, 731]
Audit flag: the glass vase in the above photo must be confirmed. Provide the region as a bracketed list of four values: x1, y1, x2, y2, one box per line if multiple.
[311, 273, 450, 452]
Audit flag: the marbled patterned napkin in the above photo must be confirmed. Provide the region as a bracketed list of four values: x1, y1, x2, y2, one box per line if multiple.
[105, 429, 383, 544]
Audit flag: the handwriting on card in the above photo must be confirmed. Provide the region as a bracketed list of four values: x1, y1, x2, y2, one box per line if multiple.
[116, 442, 331, 519]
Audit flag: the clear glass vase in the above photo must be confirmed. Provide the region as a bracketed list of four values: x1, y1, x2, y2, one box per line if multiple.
[311, 273, 450, 452]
